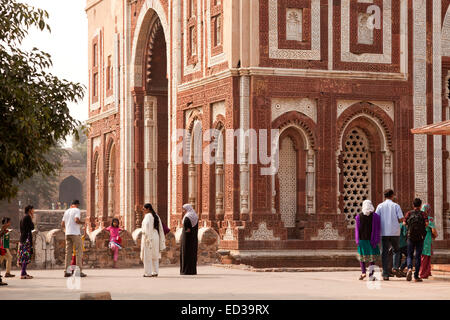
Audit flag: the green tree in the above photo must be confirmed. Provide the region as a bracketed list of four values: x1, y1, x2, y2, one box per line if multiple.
[0, 0, 85, 201]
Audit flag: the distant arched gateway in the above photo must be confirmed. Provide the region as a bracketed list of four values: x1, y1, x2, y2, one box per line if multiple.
[59, 176, 82, 208]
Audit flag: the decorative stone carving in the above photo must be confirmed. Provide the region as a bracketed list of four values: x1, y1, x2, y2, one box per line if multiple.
[268, 0, 321, 60]
[286, 9, 303, 41]
[223, 221, 235, 241]
[341, 0, 392, 64]
[413, 0, 427, 202]
[206, 0, 226, 67]
[108, 174, 114, 217]
[215, 129, 225, 216]
[183, 0, 201, 75]
[272, 98, 317, 123]
[358, 13, 374, 45]
[212, 101, 225, 122]
[442, 7, 450, 56]
[92, 136, 101, 151]
[311, 222, 345, 241]
[279, 137, 297, 228]
[245, 222, 280, 241]
[342, 128, 371, 227]
[306, 150, 315, 214]
[336, 100, 394, 121]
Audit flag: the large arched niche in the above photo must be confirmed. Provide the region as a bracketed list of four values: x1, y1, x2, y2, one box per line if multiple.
[129, 1, 170, 227]
[130, 1, 169, 89]
[337, 104, 394, 228]
[272, 111, 317, 240]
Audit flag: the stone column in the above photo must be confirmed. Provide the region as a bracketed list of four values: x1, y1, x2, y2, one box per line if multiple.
[239, 75, 250, 215]
[306, 150, 315, 214]
[108, 173, 114, 217]
[413, 0, 428, 202]
[215, 132, 225, 217]
[95, 169, 99, 220]
[188, 162, 197, 209]
[144, 96, 157, 206]
[132, 88, 145, 227]
[383, 151, 393, 191]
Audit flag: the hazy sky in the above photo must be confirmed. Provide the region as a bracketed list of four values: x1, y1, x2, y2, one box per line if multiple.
[20, 0, 89, 123]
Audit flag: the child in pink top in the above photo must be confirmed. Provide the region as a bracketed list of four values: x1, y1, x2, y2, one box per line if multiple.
[105, 218, 123, 268]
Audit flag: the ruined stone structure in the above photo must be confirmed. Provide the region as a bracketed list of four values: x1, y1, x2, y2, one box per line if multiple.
[85, 0, 450, 267]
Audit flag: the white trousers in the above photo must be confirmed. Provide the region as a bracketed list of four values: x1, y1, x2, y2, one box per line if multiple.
[144, 259, 159, 276]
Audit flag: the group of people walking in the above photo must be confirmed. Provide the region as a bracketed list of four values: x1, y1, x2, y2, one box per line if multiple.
[0, 190, 439, 285]
[0, 200, 200, 286]
[355, 189, 438, 282]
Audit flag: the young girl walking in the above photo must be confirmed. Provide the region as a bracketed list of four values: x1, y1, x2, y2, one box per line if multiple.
[105, 218, 123, 268]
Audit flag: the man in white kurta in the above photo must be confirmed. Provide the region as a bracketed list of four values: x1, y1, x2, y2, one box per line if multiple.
[140, 209, 166, 277]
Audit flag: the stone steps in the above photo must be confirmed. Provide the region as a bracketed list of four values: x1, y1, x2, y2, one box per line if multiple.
[223, 250, 450, 268]
[430, 264, 450, 282]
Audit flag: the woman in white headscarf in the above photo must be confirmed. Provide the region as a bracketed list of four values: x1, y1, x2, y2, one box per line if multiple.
[140, 203, 166, 277]
[180, 203, 198, 275]
[355, 200, 381, 280]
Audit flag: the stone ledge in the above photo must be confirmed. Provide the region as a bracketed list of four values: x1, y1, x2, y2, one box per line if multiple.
[212, 264, 361, 273]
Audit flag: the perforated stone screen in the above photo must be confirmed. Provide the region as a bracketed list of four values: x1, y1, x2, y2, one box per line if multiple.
[279, 137, 297, 228]
[342, 128, 371, 227]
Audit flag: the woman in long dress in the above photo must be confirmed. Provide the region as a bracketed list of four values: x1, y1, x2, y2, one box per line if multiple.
[355, 200, 381, 280]
[18, 205, 35, 279]
[140, 203, 166, 277]
[180, 204, 198, 275]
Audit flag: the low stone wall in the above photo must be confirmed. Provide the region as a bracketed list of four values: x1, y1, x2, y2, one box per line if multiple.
[34, 210, 87, 232]
[1, 227, 220, 270]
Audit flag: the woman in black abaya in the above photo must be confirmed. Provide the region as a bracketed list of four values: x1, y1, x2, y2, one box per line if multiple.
[180, 203, 198, 275]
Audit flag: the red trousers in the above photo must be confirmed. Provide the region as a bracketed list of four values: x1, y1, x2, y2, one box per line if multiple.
[419, 255, 432, 279]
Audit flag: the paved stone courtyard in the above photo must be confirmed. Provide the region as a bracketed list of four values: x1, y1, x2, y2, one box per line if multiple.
[0, 266, 448, 300]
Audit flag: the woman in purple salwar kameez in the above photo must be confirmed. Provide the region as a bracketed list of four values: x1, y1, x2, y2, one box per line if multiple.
[355, 200, 381, 280]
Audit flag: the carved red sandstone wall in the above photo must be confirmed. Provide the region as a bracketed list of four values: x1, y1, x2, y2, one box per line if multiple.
[86, 1, 450, 258]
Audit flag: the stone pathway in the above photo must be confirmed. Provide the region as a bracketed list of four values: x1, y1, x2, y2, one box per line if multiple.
[0, 266, 448, 300]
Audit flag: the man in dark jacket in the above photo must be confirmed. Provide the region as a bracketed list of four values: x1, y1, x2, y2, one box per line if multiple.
[404, 198, 429, 282]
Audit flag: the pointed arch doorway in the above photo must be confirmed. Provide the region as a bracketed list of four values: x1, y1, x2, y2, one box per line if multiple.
[143, 17, 168, 224]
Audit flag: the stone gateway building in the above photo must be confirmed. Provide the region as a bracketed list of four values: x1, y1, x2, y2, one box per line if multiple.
[86, 0, 450, 266]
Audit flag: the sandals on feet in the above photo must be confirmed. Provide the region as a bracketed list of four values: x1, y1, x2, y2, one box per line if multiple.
[21, 275, 33, 279]
[359, 274, 367, 280]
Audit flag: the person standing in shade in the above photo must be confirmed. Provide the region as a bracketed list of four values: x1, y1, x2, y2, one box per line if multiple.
[375, 189, 404, 280]
[141, 204, 166, 277]
[17, 205, 35, 279]
[180, 204, 198, 275]
[419, 204, 438, 279]
[0, 217, 15, 278]
[62, 200, 87, 278]
[355, 200, 381, 280]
